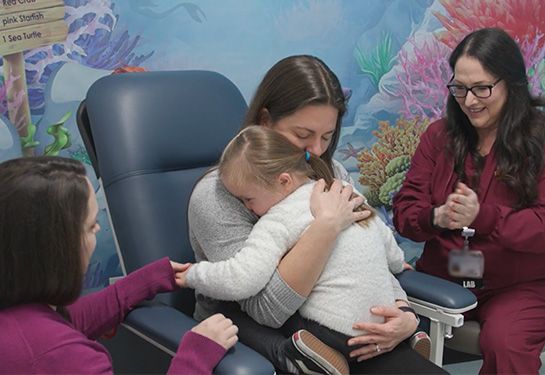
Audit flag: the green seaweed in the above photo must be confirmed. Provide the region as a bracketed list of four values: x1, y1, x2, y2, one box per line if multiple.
[44, 111, 72, 156]
[69, 146, 91, 165]
[20, 123, 39, 157]
[354, 31, 395, 87]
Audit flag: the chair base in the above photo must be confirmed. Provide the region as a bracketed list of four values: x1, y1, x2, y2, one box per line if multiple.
[445, 320, 482, 356]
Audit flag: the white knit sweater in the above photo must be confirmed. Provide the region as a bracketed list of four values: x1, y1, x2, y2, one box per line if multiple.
[187, 182, 405, 336]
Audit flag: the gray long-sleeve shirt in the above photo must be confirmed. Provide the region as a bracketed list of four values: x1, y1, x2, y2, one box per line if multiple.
[188, 161, 408, 327]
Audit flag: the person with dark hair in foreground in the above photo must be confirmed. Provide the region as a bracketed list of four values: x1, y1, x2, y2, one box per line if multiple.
[0, 156, 238, 374]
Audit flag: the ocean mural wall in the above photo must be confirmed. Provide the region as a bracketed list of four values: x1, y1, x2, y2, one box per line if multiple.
[1, 0, 544, 290]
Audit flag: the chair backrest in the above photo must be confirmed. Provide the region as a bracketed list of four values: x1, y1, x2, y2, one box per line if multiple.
[81, 70, 247, 315]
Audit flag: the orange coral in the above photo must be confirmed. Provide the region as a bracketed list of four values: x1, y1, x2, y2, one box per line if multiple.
[111, 63, 148, 74]
[357, 116, 430, 192]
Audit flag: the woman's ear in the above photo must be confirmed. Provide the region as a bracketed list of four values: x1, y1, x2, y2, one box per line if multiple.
[259, 108, 272, 127]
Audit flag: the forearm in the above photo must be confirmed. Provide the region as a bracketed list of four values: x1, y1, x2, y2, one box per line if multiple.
[391, 274, 408, 301]
[379, 219, 405, 274]
[277, 217, 341, 297]
[69, 258, 177, 339]
[193, 203, 304, 324]
[239, 271, 306, 327]
[187, 242, 282, 301]
[168, 331, 226, 375]
[188, 262, 265, 300]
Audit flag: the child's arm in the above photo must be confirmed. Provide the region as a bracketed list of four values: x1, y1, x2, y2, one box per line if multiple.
[376, 218, 405, 274]
[186, 214, 299, 300]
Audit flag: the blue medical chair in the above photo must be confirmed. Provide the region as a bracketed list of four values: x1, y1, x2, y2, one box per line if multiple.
[78, 70, 275, 374]
[78, 69, 481, 371]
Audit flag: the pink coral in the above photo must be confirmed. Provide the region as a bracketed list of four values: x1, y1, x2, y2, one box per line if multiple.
[24, 0, 117, 85]
[434, 0, 545, 51]
[4, 67, 27, 132]
[396, 38, 450, 122]
[433, 0, 545, 93]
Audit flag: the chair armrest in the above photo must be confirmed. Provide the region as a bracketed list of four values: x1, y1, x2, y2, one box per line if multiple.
[396, 270, 477, 314]
[124, 305, 275, 375]
[396, 270, 477, 366]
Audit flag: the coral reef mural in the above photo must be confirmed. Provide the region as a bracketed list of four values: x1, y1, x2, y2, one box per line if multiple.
[0, 0, 204, 290]
[0, 0, 543, 285]
[357, 116, 430, 210]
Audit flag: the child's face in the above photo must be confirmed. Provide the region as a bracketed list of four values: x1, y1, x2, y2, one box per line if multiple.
[222, 176, 288, 217]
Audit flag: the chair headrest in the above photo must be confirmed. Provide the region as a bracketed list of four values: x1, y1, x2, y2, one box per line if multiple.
[85, 70, 247, 187]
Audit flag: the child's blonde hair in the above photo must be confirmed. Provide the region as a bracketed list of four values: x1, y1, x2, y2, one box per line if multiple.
[219, 126, 375, 225]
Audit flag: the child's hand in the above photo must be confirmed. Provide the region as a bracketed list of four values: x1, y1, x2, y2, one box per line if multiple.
[402, 261, 413, 271]
[192, 313, 238, 350]
[170, 261, 193, 288]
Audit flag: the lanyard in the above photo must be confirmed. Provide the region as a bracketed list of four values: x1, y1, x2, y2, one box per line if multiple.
[462, 227, 475, 251]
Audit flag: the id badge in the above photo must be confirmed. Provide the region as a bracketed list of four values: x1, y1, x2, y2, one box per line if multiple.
[448, 249, 484, 289]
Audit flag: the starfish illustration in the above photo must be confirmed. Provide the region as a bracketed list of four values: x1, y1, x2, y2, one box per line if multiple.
[337, 142, 365, 161]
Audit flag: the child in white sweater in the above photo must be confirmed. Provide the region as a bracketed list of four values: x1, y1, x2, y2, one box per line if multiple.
[180, 126, 412, 368]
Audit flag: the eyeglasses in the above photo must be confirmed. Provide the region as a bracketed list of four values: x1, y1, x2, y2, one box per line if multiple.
[446, 77, 502, 98]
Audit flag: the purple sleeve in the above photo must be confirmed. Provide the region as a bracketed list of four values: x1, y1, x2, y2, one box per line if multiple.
[68, 257, 178, 340]
[168, 331, 227, 374]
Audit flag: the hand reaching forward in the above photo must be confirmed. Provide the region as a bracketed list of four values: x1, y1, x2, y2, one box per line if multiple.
[170, 261, 193, 288]
[402, 261, 414, 271]
[192, 313, 239, 350]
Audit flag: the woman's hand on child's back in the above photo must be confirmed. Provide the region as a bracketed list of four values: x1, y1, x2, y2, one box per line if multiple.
[192, 313, 239, 350]
[310, 179, 370, 232]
